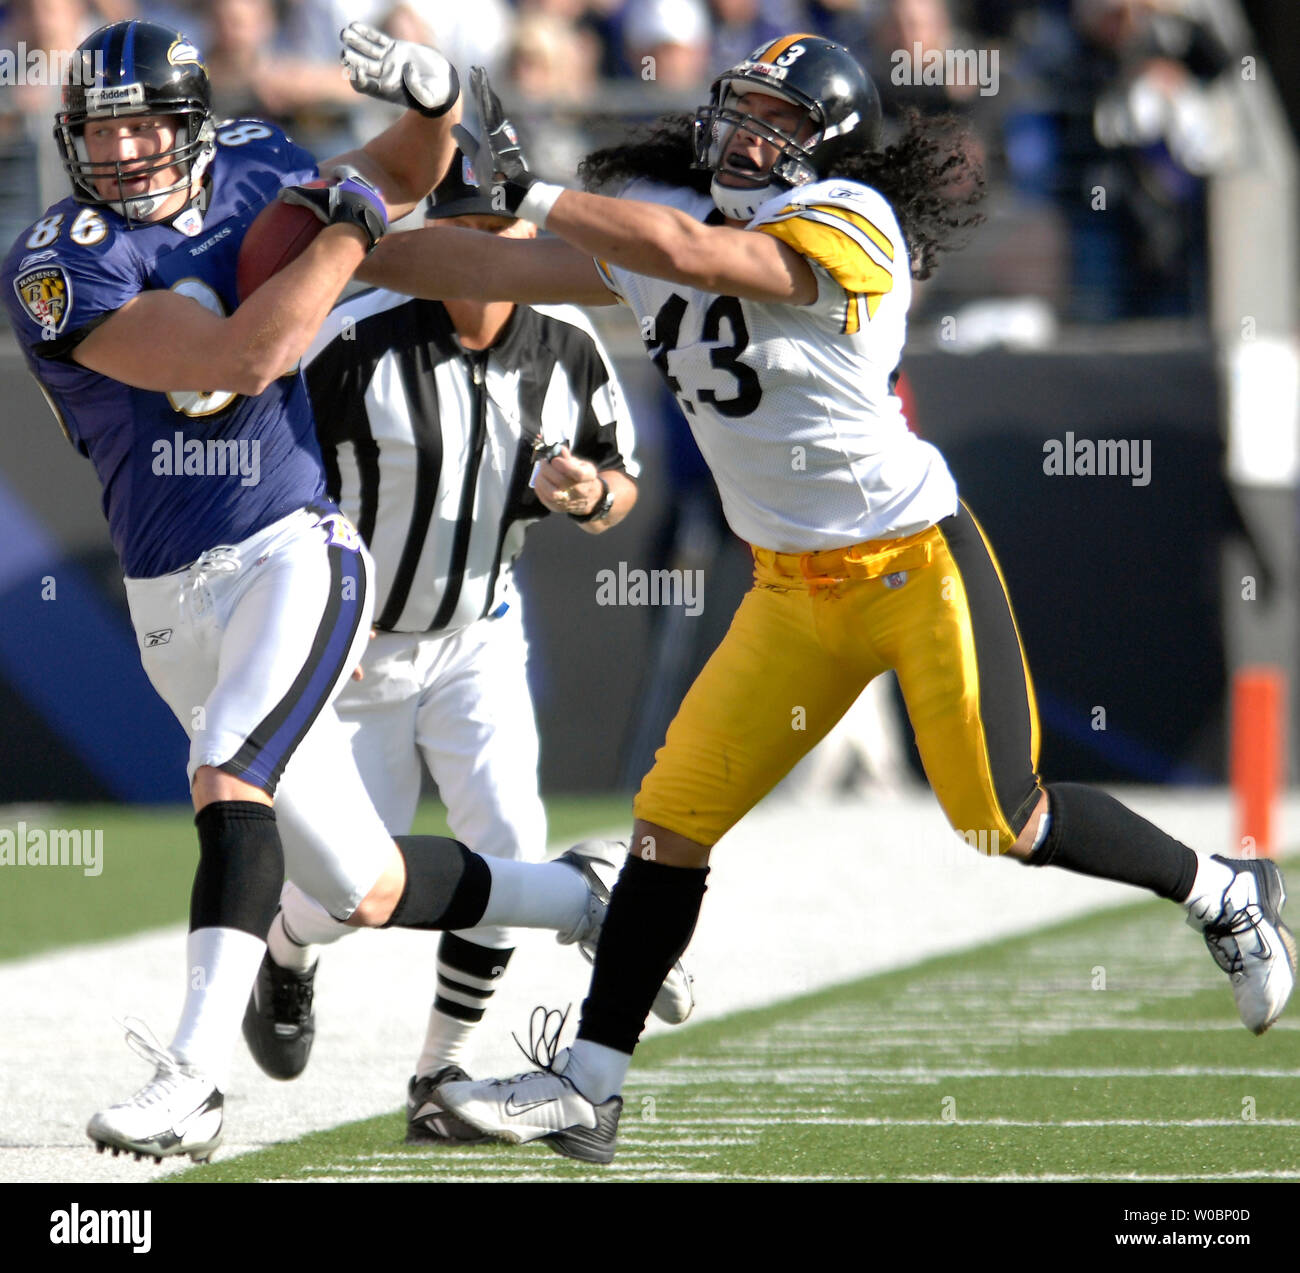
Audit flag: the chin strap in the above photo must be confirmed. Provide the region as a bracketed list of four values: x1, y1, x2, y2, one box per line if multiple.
[709, 174, 788, 223]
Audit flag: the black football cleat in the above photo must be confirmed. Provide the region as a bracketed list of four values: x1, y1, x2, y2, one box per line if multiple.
[241, 950, 317, 1080]
[405, 1066, 489, 1144]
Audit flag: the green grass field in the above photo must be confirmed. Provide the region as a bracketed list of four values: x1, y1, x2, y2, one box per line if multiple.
[175, 880, 1300, 1184]
[7, 801, 1296, 1185]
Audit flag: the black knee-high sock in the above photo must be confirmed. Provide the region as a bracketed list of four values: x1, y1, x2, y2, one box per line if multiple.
[192, 801, 283, 937]
[1027, 783, 1197, 902]
[578, 856, 709, 1055]
[383, 836, 492, 930]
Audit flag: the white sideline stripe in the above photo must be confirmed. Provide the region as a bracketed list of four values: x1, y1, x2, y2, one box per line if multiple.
[774, 1020, 1300, 1034]
[632, 1065, 1300, 1080]
[631, 1116, 1300, 1129]
[289, 1169, 1300, 1184]
[3, 788, 1292, 1183]
[847, 1171, 1300, 1183]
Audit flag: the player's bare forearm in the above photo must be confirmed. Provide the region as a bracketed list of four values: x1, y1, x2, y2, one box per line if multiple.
[75, 225, 367, 396]
[328, 104, 462, 222]
[543, 189, 817, 305]
[358, 229, 616, 305]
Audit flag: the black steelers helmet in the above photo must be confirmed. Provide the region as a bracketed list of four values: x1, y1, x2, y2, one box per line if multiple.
[692, 34, 882, 221]
[55, 20, 216, 226]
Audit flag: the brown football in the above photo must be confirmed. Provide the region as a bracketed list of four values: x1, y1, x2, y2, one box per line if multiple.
[236, 185, 327, 301]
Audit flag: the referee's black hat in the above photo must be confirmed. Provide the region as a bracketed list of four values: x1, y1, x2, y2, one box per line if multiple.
[423, 153, 514, 220]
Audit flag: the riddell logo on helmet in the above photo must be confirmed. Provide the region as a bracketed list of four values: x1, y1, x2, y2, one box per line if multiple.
[741, 61, 790, 82]
[86, 84, 146, 109]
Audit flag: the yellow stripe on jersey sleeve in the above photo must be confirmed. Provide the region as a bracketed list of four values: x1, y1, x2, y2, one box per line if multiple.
[804, 204, 895, 262]
[758, 211, 894, 300]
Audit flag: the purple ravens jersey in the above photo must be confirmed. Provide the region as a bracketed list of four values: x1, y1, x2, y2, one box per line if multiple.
[1, 120, 333, 577]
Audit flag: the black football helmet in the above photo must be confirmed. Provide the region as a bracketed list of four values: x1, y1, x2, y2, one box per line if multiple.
[692, 34, 882, 221]
[55, 20, 216, 227]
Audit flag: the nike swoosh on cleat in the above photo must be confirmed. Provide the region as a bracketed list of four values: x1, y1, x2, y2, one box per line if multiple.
[504, 1094, 556, 1117]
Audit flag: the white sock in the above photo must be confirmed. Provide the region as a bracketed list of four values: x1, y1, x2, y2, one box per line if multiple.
[169, 926, 266, 1089]
[1184, 853, 1235, 924]
[477, 858, 588, 932]
[416, 1010, 477, 1077]
[267, 908, 316, 973]
[415, 932, 515, 1076]
[281, 879, 353, 947]
[562, 1039, 631, 1104]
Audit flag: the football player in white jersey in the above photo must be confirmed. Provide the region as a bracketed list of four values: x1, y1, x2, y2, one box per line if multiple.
[358, 36, 1294, 1163]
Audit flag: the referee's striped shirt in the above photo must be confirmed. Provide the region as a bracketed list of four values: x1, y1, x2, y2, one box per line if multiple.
[303, 289, 638, 636]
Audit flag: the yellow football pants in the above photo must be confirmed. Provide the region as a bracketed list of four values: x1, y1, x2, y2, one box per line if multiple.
[634, 501, 1043, 850]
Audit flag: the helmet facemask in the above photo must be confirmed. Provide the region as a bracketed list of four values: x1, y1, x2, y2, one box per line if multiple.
[690, 35, 883, 221]
[692, 84, 821, 222]
[56, 99, 215, 227]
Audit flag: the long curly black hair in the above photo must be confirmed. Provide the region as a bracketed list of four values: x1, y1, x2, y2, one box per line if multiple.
[578, 110, 985, 280]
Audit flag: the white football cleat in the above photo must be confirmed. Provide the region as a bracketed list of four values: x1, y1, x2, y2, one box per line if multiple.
[1187, 855, 1296, 1035]
[435, 1007, 621, 1163]
[555, 839, 696, 1025]
[87, 1021, 223, 1163]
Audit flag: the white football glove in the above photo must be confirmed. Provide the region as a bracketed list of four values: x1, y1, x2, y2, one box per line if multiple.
[340, 21, 459, 118]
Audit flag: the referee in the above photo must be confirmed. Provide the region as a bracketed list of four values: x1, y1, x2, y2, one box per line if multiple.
[243, 157, 643, 1142]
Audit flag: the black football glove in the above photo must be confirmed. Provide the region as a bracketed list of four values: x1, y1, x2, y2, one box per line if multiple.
[341, 21, 459, 119]
[279, 166, 388, 252]
[452, 66, 536, 217]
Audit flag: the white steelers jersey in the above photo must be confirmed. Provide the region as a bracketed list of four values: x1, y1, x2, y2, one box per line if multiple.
[596, 178, 958, 553]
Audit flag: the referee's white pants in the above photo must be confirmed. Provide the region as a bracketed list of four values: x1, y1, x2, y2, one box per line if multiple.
[281, 602, 547, 948]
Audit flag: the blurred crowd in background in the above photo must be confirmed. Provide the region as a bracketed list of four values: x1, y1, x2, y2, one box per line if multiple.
[0, 0, 1269, 329]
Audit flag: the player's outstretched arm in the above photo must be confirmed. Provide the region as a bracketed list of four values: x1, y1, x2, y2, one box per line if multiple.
[358, 229, 616, 306]
[459, 67, 817, 306]
[322, 22, 462, 222]
[544, 190, 816, 305]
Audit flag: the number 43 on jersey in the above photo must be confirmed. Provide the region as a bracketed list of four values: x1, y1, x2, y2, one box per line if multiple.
[644, 293, 762, 419]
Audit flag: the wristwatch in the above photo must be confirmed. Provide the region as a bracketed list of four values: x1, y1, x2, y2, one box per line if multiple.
[568, 476, 614, 523]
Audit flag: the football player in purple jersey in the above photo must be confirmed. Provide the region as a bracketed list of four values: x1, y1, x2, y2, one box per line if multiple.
[1, 19, 661, 1164]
